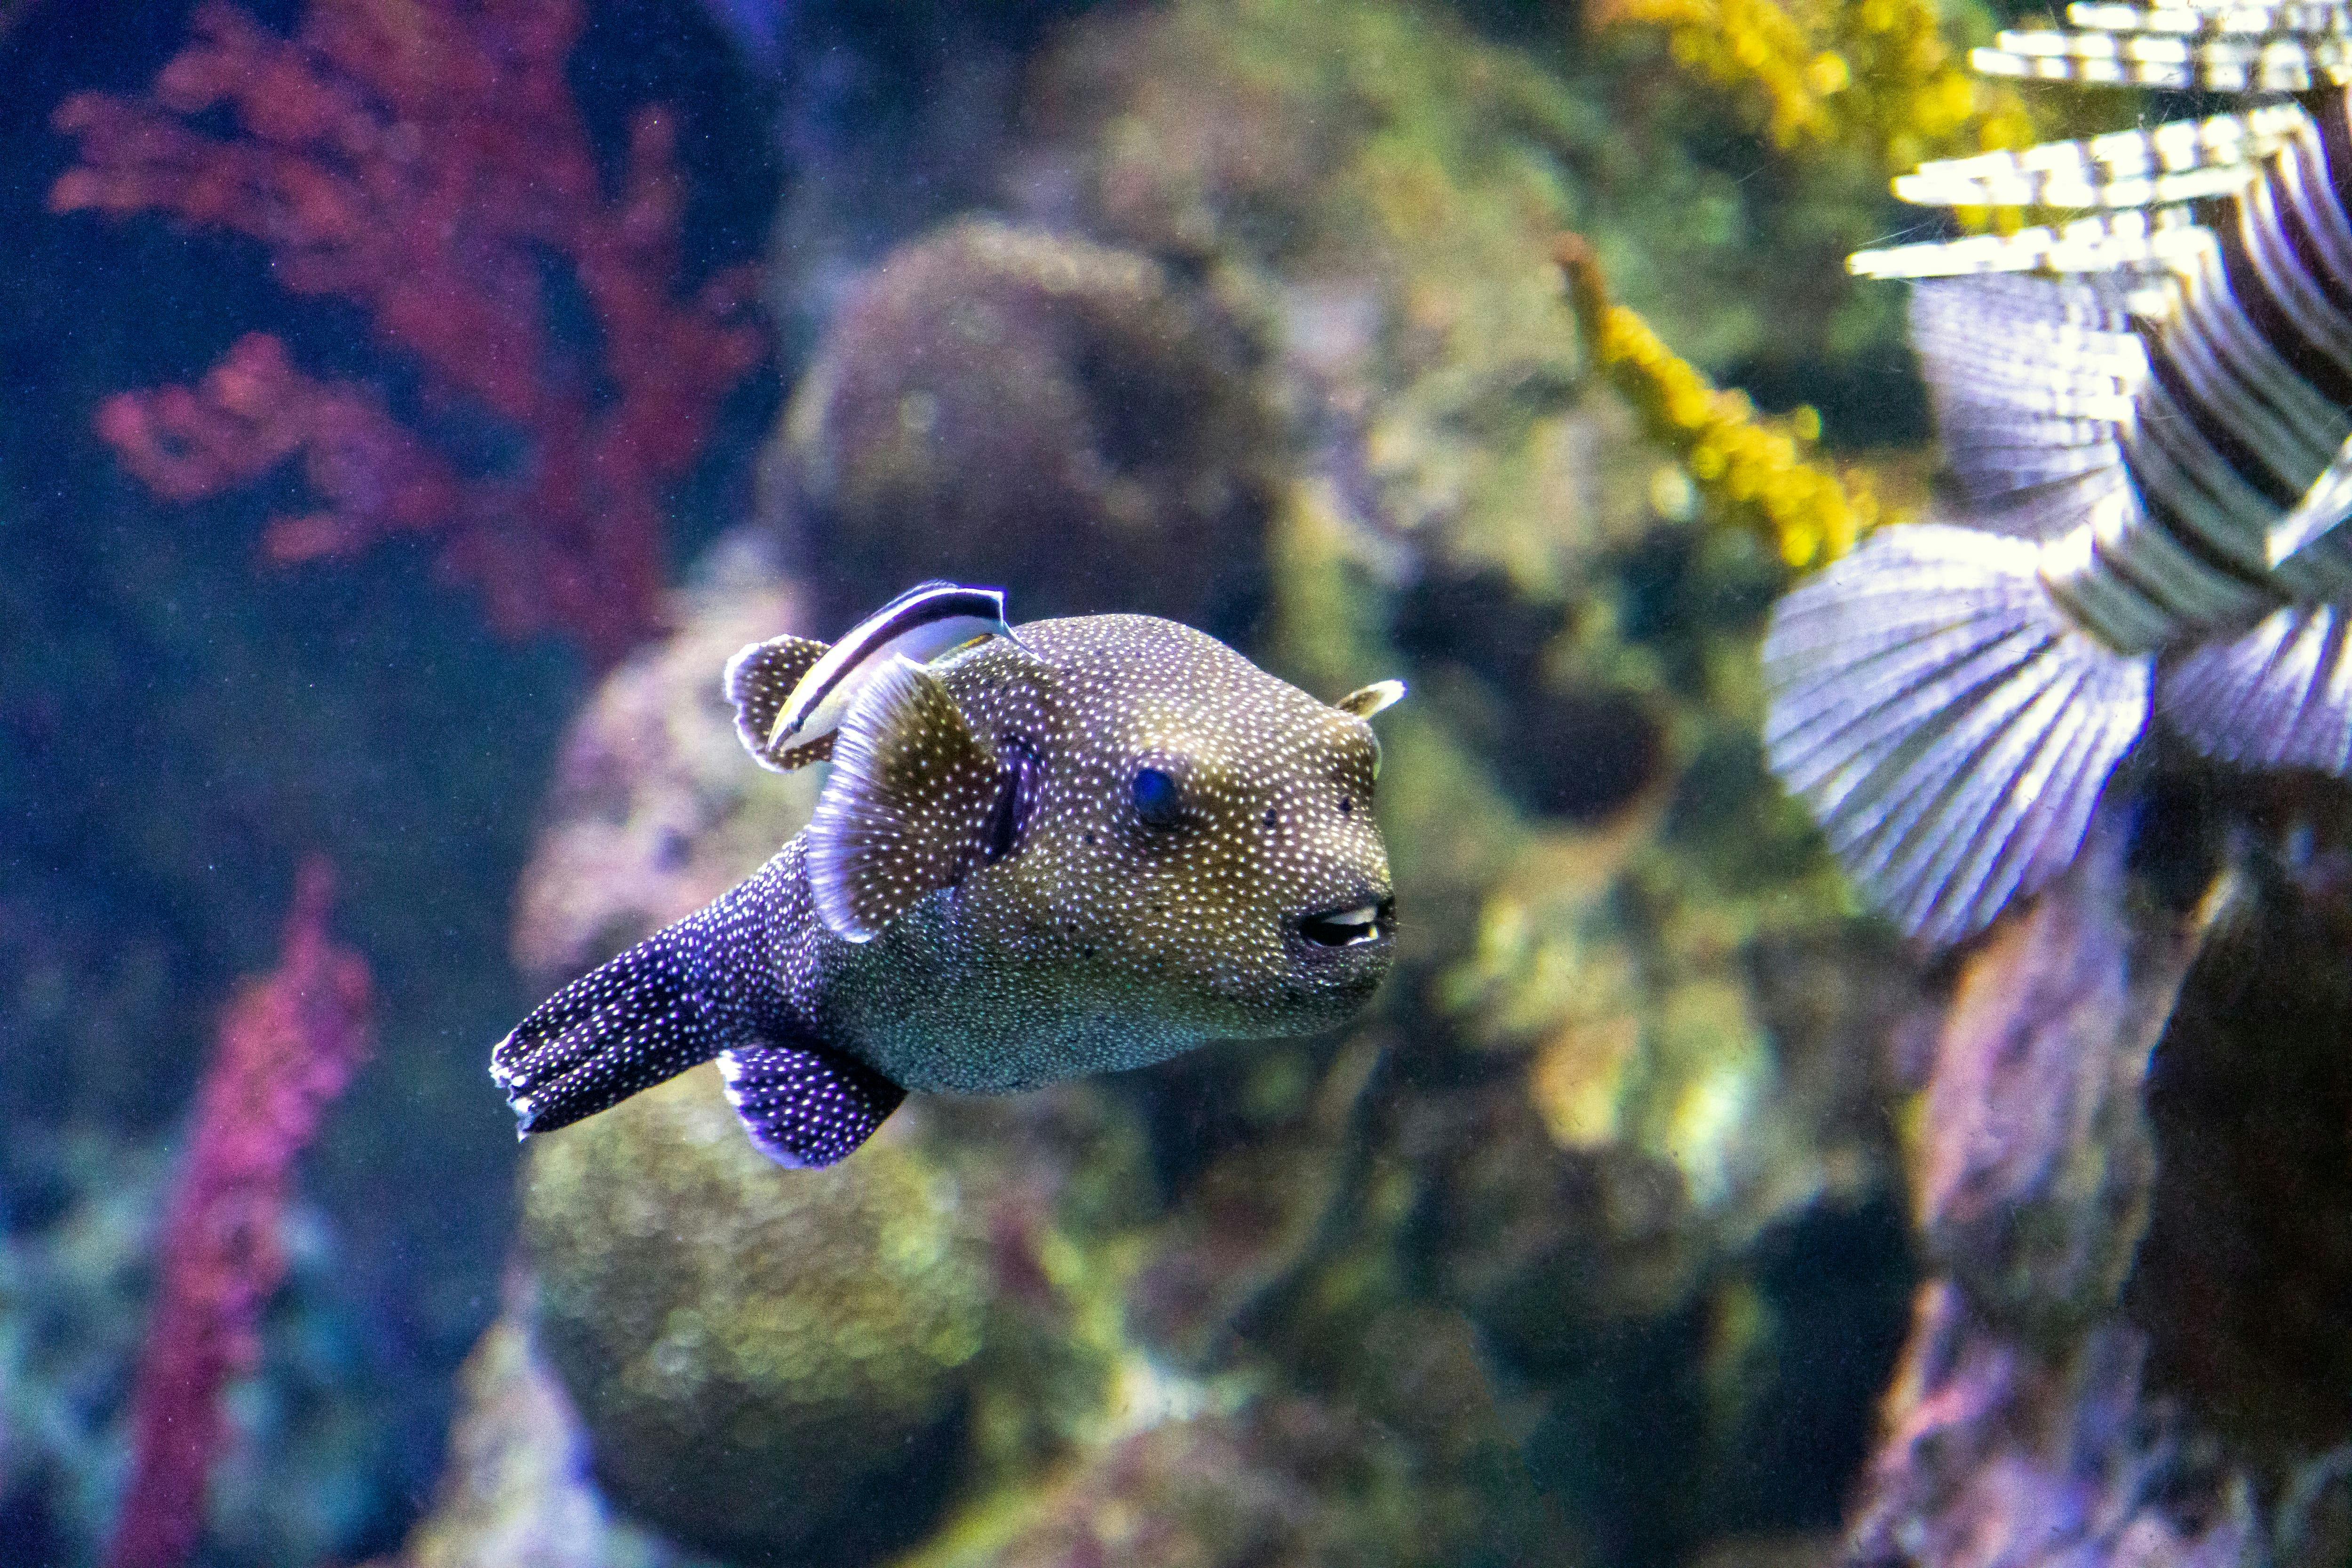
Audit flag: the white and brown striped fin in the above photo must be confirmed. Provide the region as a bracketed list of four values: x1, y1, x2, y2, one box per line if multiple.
[1892, 107, 2298, 211]
[2066, 1, 2352, 36]
[1977, 25, 2352, 90]
[2160, 603, 2352, 770]
[1851, 206, 2215, 280]
[1763, 524, 2154, 945]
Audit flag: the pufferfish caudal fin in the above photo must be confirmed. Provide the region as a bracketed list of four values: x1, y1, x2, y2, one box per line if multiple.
[806, 654, 1015, 942]
[756, 581, 1016, 770]
[1763, 524, 2154, 945]
[489, 860, 906, 1167]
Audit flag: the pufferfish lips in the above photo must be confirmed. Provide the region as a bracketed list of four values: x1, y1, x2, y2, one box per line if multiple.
[1292, 894, 1395, 952]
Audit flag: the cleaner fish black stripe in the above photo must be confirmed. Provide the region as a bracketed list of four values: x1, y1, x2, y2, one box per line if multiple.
[1764, 0, 2352, 942]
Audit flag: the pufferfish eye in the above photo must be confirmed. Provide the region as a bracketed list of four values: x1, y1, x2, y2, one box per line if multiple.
[1131, 766, 1186, 829]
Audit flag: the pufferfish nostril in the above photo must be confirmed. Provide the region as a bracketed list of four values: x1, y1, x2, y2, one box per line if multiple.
[1295, 897, 1394, 947]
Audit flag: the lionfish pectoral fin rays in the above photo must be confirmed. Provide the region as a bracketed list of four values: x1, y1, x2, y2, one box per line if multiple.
[805, 655, 1008, 942]
[1763, 525, 2154, 946]
[2161, 604, 2352, 773]
[2266, 430, 2352, 565]
[1907, 275, 2147, 535]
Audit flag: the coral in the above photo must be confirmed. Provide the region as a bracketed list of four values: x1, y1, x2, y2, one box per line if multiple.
[51, 0, 765, 667]
[777, 218, 1282, 638]
[373, 1274, 698, 1568]
[898, 1399, 1400, 1568]
[1846, 772, 2352, 1568]
[1007, 8, 1926, 1553]
[521, 1065, 986, 1564]
[1555, 234, 1888, 571]
[1588, 0, 2034, 171]
[106, 858, 373, 1568]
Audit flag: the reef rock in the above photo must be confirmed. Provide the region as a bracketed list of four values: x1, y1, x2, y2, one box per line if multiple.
[511, 540, 823, 986]
[522, 1065, 986, 1565]
[776, 219, 1283, 638]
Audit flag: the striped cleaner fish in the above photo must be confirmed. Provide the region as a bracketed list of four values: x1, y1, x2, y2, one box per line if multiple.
[1762, 0, 2352, 943]
[492, 581, 1405, 1168]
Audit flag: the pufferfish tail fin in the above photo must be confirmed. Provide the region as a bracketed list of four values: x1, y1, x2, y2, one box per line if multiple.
[490, 858, 906, 1168]
[1764, 524, 2154, 945]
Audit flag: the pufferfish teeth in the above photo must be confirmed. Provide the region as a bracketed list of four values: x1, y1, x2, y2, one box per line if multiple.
[1297, 903, 1387, 947]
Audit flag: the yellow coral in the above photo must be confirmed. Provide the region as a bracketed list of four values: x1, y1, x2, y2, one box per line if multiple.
[1592, 0, 2035, 172]
[1555, 235, 1888, 570]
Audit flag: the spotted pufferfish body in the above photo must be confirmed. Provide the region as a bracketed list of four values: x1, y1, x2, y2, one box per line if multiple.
[492, 589, 1402, 1168]
[1762, 1, 2352, 944]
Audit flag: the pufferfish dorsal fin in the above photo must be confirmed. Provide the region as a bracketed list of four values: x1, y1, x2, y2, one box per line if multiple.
[807, 655, 1008, 942]
[723, 633, 834, 771]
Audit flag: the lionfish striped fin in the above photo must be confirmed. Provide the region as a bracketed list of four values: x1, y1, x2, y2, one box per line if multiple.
[2070, 0, 2352, 35]
[1763, 524, 2154, 944]
[1892, 107, 2298, 210]
[1851, 207, 2214, 279]
[1907, 275, 2148, 534]
[2266, 434, 2352, 561]
[2159, 603, 2352, 771]
[1977, 28, 2352, 89]
[2066, 1, 2352, 35]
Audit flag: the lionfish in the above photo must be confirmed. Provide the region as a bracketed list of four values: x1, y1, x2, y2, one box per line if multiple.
[1763, 1, 2352, 943]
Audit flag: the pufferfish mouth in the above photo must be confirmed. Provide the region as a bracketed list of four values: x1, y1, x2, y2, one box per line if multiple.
[1294, 897, 1395, 948]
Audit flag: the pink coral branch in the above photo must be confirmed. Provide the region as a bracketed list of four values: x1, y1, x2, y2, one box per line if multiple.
[105, 858, 373, 1568]
[53, 0, 765, 667]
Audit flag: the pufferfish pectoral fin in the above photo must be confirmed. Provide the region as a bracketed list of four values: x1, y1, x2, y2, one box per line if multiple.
[806, 655, 1009, 942]
[718, 1041, 906, 1169]
[1764, 523, 2153, 945]
[723, 633, 835, 771]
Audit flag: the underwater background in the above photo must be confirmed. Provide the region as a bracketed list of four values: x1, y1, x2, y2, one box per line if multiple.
[2, 0, 2348, 1565]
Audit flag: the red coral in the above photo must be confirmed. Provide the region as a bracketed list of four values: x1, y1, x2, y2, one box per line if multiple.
[105, 858, 374, 1568]
[52, 0, 765, 666]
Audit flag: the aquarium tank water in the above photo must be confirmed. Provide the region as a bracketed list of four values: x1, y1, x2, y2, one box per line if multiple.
[3, 1, 2348, 1566]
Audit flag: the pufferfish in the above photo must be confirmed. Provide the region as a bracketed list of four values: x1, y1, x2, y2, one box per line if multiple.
[1761, 0, 2352, 944]
[491, 581, 1405, 1168]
